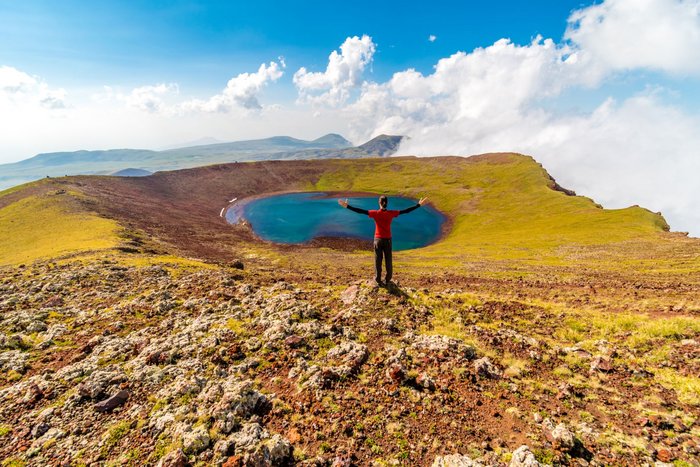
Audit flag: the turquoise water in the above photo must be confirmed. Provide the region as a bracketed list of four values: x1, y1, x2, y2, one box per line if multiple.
[226, 192, 445, 250]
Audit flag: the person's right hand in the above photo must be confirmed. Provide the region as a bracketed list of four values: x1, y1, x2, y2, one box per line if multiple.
[338, 199, 349, 208]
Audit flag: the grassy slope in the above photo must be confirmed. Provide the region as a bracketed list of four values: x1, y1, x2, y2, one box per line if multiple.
[310, 154, 692, 270]
[0, 189, 120, 266]
[0, 152, 696, 272]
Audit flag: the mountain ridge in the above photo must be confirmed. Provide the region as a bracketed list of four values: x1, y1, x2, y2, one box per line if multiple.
[0, 133, 392, 191]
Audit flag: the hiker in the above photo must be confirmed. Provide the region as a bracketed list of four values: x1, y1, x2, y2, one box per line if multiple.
[338, 195, 428, 286]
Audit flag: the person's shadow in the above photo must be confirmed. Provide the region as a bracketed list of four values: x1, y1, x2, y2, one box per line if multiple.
[384, 281, 409, 298]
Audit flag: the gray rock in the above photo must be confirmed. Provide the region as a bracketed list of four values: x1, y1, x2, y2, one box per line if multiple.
[31, 422, 50, 438]
[542, 418, 576, 451]
[156, 448, 191, 467]
[340, 285, 359, 305]
[182, 426, 210, 454]
[231, 422, 265, 452]
[406, 332, 476, 360]
[474, 357, 502, 379]
[93, 390, 129, 412]
[432, 454, 485, 466]
[510, 445, 542, 466]
[77, 370, 127, 399]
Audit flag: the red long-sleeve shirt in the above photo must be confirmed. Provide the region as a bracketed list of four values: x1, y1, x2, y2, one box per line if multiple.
[346, 203, 421, 239]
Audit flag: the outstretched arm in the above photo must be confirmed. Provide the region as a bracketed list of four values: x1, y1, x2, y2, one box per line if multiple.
[338, 198, 369, 215]
[398, 197, 429, 215]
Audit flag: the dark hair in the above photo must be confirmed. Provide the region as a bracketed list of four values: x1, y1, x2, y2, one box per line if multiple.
[379, 195, 388, 208]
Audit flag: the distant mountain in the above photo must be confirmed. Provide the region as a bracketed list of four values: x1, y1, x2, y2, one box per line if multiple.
[0, 134, 354, 191]
[271, 134, 405, 160]
[358, 135, 405, 156]
[111, 168, 152, 177]
[0, 133, 407, 192]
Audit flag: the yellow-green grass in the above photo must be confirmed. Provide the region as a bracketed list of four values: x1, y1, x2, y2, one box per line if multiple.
[653, 369, 700, 406]
[310, 154, 695, 269]
[0, 192, 120, 266]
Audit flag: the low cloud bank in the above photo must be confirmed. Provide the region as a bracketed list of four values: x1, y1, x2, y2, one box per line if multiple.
[298, 0, 700, 234]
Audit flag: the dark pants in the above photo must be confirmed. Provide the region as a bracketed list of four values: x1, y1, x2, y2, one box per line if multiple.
[374, 237, 393, 283]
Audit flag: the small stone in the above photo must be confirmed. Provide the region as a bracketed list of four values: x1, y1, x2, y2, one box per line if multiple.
[341, 285, 359, 305]
[474, 357, 502, 379]
[590, 355, 613, 372]
[509, 445, 541, 466]
[285, 335, 304, 348]
[416, 372, 436, 391]
[93, 390, 129, 413]
[231, 260, 245, 270]
[23, 383, 44, 405]
[31, 422, 50, 439]
[656, 448, 673, 463]
[433, 454, 484, 466]
[542, 419, 576, 452]
[156, 448, 191, 467]
[182, 426, 210, 454]
[386, 363, 406, 384]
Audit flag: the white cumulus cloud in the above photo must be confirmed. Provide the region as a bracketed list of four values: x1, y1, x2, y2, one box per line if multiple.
[294, 35, 376, 106]
[0, 65, 67, 109]
[126, 83, 179, 113]
[565, 0, 700, 76]
[183, 61, 284, 112]
[308, 0, 700, 235]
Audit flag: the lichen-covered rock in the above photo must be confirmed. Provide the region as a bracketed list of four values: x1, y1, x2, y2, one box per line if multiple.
[509, 445, 542, 467]
[325, 340, 368, 375]
[156, 448, 191, 467]
[474, 357, 502, 379]
[432, 454, 485, 466]
[405, 332, 477, 360]
[182, 426, 211, 454]
[0, 349, 28, 374]
[542, 418, 576, 451]
[77, 370, 127, 399]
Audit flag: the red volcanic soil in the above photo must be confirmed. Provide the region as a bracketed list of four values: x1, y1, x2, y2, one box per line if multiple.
[52, 157, 452, 262]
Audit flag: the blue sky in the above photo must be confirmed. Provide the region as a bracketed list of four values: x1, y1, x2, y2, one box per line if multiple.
[1, 0, 700, 235]
[1, 1, 585, 92]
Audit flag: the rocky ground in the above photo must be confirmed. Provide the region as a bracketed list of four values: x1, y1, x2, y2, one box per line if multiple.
[1, 257, 699, 466]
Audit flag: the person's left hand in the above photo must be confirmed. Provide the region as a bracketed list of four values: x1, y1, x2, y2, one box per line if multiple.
[419, 197, 429, 206]
[338, 198, 349, 208]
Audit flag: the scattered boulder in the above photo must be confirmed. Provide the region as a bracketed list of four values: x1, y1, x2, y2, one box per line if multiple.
[542, 418, 576, 452]
[386, 362, 406, 384]
[474, 357, 502, 379]
[406, 332, 476, 360]
[284, 335, 304, 348]
[78, 370, 128, 399]
[156, 449, 191, 467]
[509, 445, 542, 466]
[416, 372, 436, 391]
[340, 285, 359, 305]
[590, 355, 613, 372]
[93, 389, 129, 412]
[182, 426, 211, 454]
[432, 454, 484, 466]
[0, 349, 29, 374]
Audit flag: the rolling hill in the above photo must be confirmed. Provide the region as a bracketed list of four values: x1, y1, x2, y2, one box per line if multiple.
[0, 154, 699, 466]
[0, 133, 354, 191]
